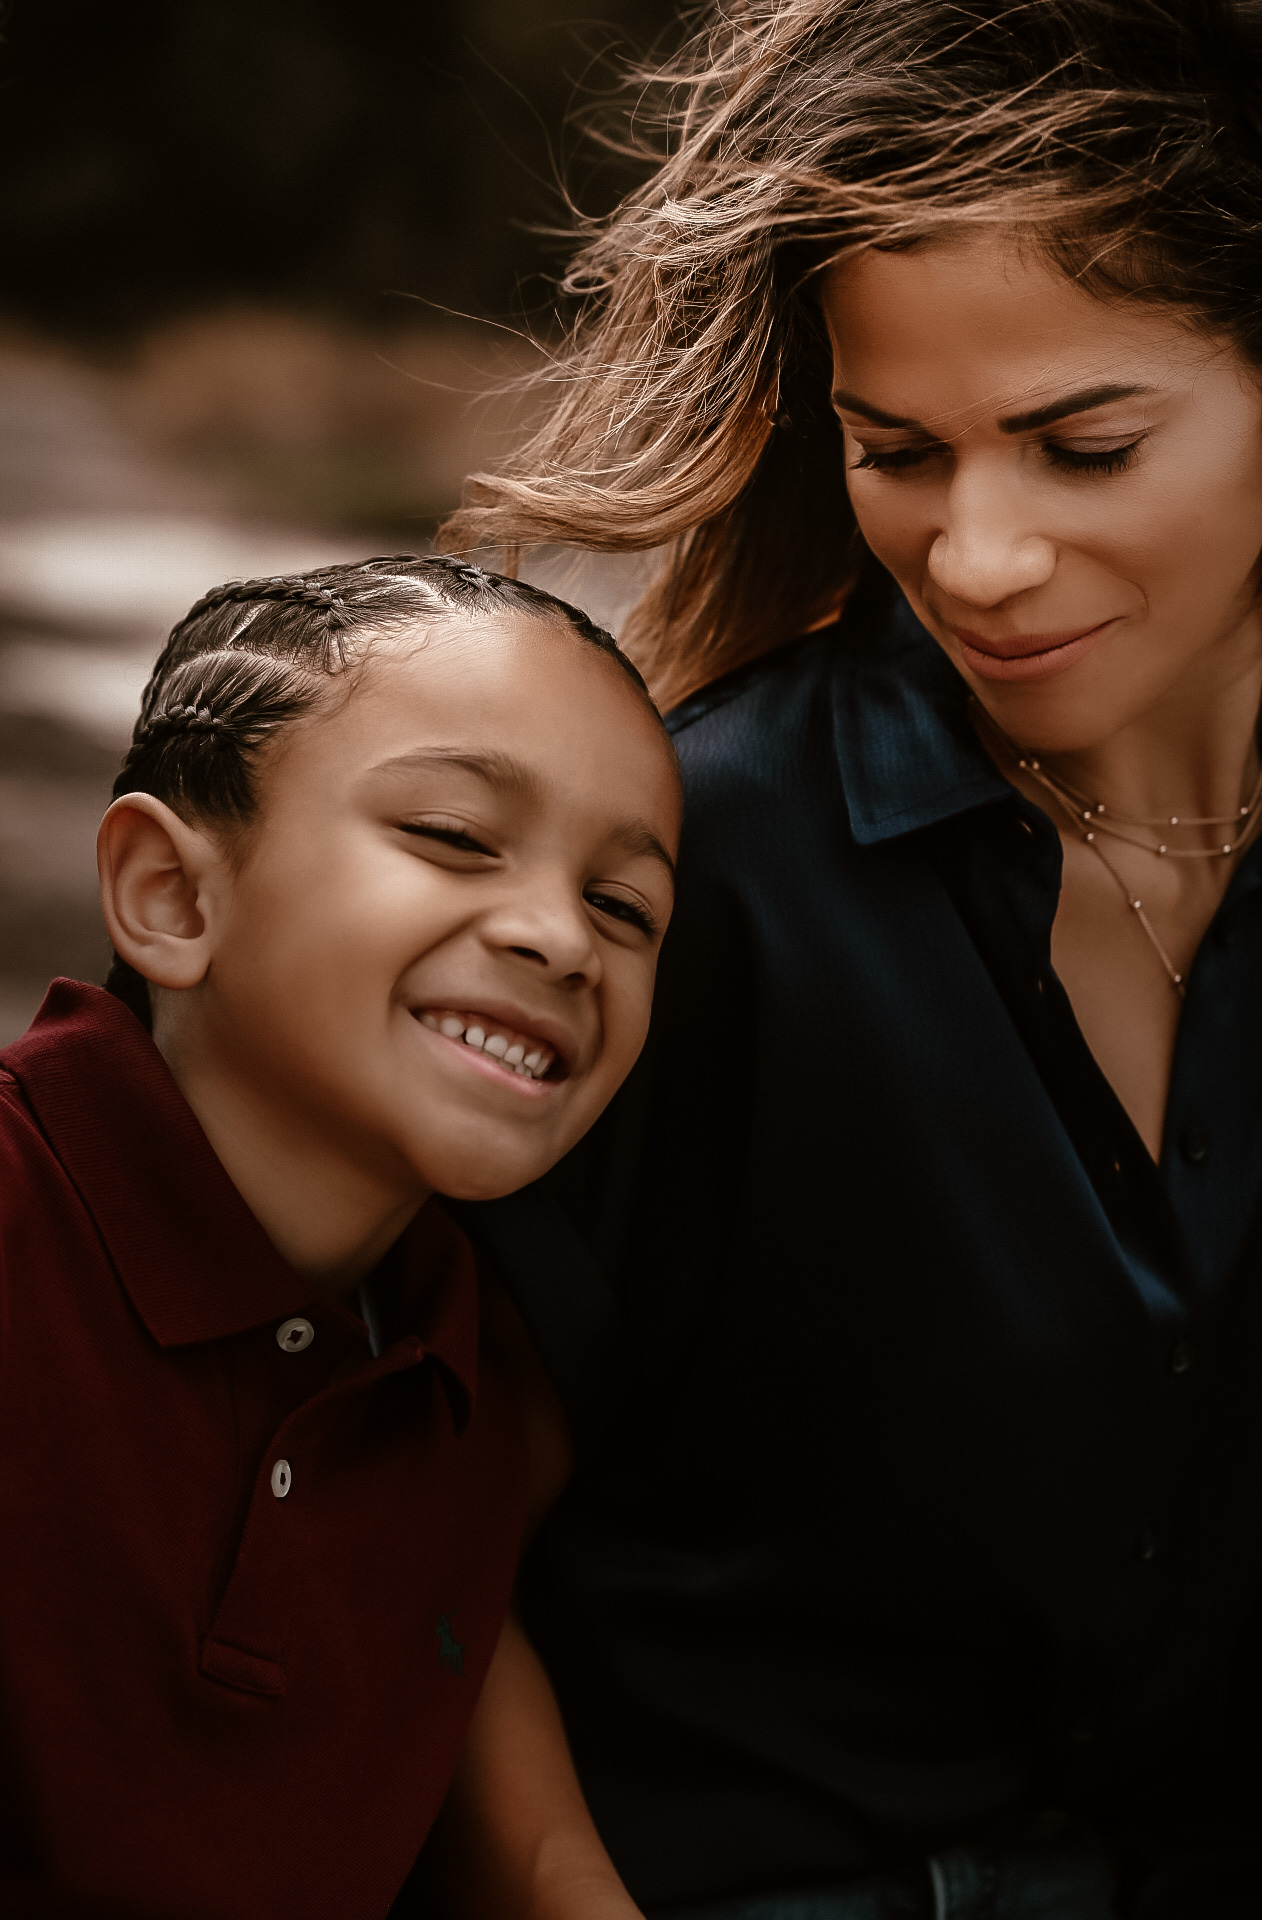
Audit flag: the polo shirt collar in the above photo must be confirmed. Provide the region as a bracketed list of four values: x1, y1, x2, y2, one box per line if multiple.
[2, 982, 477, 1410]
[831, 577, 1011, 845]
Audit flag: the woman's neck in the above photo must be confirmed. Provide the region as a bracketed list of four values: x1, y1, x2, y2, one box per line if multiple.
[993, 640, 1262, 827]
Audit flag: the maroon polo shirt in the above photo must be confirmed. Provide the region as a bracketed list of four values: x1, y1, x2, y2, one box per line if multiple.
[0, 980, 525, 1919]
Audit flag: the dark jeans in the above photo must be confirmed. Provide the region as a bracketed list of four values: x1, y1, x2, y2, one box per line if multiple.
[658, 1828, 1117, 1920]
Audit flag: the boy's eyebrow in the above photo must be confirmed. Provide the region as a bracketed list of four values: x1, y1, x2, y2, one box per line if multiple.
[831, 381, 1153, 434]
[611, 819, 677, 880]
[372, 746, 544, 800]
[372, 746, 676, 877]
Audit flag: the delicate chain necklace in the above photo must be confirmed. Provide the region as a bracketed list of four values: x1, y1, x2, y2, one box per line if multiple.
[971, 699, 1262, 999]
[1015, 756, 1262, 858]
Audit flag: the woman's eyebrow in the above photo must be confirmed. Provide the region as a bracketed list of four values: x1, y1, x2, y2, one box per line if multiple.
[831, 387, 919, 428]
[830, 380, 1154, 434]
[997, 382, 1153, 432]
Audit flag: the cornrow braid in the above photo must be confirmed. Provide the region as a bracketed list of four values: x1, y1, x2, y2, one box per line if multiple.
[170, 575, 353, 637]
[135, 703, 226, 745]
[105, 552, 666, 1029]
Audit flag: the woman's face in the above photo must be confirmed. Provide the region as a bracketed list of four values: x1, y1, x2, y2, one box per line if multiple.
[820, 232, 1262, 749]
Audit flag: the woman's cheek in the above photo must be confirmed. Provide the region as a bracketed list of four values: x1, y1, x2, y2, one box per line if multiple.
[849, 482, 927, 581]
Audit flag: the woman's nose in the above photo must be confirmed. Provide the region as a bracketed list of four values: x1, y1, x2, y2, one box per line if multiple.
[926, 463, 1057, 608]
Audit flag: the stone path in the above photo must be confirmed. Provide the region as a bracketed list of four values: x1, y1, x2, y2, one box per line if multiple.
[0, 344, 379, 1042]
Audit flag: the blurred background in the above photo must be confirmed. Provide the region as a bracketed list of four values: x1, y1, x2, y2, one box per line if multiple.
[0, 0, 676, 1041]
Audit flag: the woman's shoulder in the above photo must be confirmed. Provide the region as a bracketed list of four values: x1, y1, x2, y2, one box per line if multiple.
[664, 564, 904, 764]
[662, 575, 909, 826]
[666, 622, 845, 747]
[663, 627, 849, 837]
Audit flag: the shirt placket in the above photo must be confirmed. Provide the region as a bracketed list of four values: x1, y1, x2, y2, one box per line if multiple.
[200, 1336, 427, 1695]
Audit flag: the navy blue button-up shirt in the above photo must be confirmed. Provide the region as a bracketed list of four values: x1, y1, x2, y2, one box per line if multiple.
[516, 573, 1262, 1910]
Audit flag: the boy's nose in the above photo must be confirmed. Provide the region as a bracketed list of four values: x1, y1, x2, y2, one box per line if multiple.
[484, 887, 602, 987]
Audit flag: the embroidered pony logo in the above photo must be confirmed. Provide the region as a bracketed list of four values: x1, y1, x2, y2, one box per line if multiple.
[436, 1613, 464, 1676]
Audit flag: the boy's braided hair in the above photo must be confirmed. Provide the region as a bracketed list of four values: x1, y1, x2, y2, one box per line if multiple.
[105, 552, 656, 1029]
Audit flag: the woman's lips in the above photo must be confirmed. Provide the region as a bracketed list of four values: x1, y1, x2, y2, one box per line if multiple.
[950, 618, 1120, 683]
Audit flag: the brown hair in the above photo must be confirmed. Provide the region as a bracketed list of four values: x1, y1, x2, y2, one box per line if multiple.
[440, 0, 1262, 708]
[105, 552, 655, 1028]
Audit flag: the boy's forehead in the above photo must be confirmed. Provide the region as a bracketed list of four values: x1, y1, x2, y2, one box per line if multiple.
[366, 608, 581, 671]
[303, 615, 677, 808]
[349, 612, 625, 713]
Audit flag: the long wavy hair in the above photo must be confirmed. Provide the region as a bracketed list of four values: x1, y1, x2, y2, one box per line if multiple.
[439, 0, 1262, 708]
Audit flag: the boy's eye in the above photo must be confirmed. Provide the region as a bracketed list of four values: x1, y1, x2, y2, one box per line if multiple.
[398, 821, 496, 857]
[584, 887, 657, 936]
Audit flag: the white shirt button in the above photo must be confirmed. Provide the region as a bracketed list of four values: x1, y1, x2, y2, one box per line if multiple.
[271, 1459, 292, 1499]
[276, 1317, 314, 1353]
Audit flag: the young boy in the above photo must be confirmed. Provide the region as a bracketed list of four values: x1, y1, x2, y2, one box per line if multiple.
[0, 556, 681, 1919]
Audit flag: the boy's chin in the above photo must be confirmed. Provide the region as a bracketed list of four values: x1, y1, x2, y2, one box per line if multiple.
[433, 1163, 551, 1203]
[406, 1106, 594, 1202]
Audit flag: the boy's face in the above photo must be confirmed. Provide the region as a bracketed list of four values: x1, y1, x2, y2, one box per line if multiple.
[195, 617, 681, 1201]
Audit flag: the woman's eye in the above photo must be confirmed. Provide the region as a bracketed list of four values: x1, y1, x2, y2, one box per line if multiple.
[585, 888, 656, 935]
[398, 822, 495, 856]
[1043, 438, 1145, 476]
[850, 444, 939, 474]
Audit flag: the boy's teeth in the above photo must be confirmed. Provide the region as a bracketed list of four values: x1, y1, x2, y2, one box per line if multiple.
[420, 1011, 555, 1080]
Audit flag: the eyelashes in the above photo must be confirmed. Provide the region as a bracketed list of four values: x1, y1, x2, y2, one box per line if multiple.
[850, 436, 1146, 477]
[398, 821, 496, 856]
[850, 445, 936, 474]
[583, 888, 657, 936]
[397, 822, 659, 937]
[1043, 439, 1144, 476]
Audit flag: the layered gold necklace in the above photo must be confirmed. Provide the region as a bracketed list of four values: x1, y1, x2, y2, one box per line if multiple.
[971, 699, 1262, 997]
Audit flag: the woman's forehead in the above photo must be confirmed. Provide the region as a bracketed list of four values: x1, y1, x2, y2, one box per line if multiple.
[822, 234, 1228, 422]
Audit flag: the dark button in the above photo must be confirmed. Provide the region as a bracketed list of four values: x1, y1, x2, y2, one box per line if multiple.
[1138, 1528, 1158, 1563]
[1069, 1718, 1095, 1746]
[1179, 1128, 1210, 1166]
[1171, 1341, 1192, 1375]
[1214, 919, 1234, 950]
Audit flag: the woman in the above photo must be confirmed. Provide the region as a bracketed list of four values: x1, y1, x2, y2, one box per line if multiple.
[437, 3, 1262, 1915]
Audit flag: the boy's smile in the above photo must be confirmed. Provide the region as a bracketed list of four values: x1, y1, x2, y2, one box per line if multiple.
[101, 610, 681, 1289]
[415, 1010, 559, 1087]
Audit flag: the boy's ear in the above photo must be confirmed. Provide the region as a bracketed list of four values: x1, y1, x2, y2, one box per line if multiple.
[97, 794, 226, 991]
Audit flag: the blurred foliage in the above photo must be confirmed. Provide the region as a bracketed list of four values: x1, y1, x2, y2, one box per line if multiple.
[0, 0, 679, 337]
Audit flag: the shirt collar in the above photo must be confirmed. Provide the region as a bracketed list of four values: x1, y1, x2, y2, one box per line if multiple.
[831, 578, 1011, 845]
[2, 981, 478, 1412]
